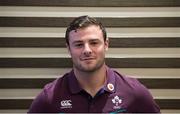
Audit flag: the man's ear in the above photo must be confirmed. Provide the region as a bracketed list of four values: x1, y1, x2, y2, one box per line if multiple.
[66, 43, 71, 54]
[105, 38, 109, 51]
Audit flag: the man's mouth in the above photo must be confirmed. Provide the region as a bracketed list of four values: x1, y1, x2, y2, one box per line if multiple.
[81, 57, 95, 61]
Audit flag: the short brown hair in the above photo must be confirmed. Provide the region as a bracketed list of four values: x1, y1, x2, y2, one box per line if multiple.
[65, 15, 107, 45]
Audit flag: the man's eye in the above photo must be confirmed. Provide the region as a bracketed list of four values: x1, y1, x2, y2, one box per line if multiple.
[91, 42, 98, 45]
[75, 44, 83, 47]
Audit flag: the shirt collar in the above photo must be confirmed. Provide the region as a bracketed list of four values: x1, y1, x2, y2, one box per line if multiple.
[103, 66, 116, 93]
[68, 70, 83, 94]
[68, 66, 116, 94]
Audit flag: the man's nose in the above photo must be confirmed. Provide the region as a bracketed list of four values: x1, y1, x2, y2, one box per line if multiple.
[83, 44, 92, 55]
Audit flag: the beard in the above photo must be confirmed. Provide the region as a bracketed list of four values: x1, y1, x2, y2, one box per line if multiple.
[72, 57, 105, 73]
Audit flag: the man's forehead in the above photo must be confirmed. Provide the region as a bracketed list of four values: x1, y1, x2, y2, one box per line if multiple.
[72, 38, 101, 43]
[70, 25, 101, 33]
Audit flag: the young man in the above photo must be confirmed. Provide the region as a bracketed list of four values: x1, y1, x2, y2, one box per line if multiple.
[28, 15, 160, 113]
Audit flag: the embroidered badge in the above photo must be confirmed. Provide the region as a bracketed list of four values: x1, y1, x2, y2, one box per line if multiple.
[112, 95, 122, 109]
[107, 83, 114, 91]
[60, 99, 72, 109]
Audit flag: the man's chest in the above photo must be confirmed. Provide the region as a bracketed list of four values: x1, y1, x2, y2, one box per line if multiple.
[49, 93, 134, 113]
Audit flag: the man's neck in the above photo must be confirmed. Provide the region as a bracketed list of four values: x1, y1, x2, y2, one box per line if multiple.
[74, 65, 107, 97]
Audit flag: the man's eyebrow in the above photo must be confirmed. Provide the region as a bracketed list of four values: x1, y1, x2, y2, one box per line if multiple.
[89, 39, 100, 42]
[72, 40, 83, 44]
[89, 39, 102, 43]
[72, 39, 100, 44]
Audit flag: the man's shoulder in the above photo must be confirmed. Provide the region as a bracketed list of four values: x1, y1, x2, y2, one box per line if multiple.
[112, 69, 160, 112]
[112, 69, 149, 94]
[113, 69, 140, 85]
[43, 71, 71, 93]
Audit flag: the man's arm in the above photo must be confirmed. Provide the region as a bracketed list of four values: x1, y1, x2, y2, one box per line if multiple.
[28, 89, 49, 113]
[135, 82, 160, 113]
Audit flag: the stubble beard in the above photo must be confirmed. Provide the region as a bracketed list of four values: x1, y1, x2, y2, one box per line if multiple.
[73, 57, 105, 73]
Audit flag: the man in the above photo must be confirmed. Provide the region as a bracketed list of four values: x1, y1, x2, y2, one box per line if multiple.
[28, 15, 160, 113]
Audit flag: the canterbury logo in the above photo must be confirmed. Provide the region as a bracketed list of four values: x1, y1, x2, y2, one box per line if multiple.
[61, 100, 72, 107]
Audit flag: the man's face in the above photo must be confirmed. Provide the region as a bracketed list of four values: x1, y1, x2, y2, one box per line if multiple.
[67, 25, 109, 72]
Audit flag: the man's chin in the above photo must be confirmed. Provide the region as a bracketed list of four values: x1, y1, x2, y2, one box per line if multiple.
[81, 66, 97, 72]
[74, 60, 105, 72]
[80, 64, 104, 72]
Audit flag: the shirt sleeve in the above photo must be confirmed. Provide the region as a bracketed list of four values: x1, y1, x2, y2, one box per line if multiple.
[134, 80, 160, 113]
[28, 89, 49, 113]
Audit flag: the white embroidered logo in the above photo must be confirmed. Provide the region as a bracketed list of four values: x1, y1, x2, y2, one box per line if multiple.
[112, 95, 122, 109]
[60, 100, 72, 109]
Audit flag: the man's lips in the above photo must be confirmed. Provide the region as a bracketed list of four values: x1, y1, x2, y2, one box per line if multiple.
[80, 57, 95, 61]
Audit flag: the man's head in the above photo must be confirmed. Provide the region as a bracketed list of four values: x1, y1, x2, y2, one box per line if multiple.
[65, 15, 107, 46]
[65, 15, 109, 72]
